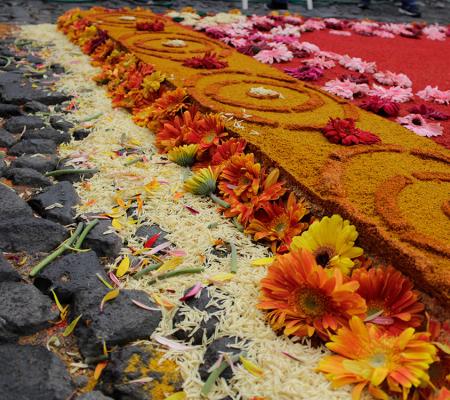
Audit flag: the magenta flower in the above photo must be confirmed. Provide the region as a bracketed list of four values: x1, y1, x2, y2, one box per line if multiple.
[322, 118, 381, 145]
[360, 96, 400, 117]
[284, 65, 324, 81]
[408, 104, 449, 120]
[339, 74, 369, 84]
[397, 114, 443, 137]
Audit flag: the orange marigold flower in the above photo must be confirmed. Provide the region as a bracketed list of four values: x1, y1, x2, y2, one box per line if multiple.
[246, 192, 309, 253]
[353, 266, 424, 335]
[318, 317, 437, 400]
[258, 249, 366, 339]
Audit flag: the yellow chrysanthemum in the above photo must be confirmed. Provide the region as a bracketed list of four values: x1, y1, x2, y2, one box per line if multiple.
[291, 214, 363, 275]
[142, 71, 166, 96]
[168, 144, 198, 167]
[317, 316, 437, 400]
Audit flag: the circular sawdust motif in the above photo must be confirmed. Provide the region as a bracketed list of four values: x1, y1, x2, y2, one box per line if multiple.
[320, 145, 450, 259]
[184, 69, 355, 129]
[118, 31, 231, 61]
[86, 11, 159, 28]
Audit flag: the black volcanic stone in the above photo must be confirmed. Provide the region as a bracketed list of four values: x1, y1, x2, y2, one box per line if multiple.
[49, 115, 74, 132]
[0, 282, 59, 340]
[5, 167, 52, 187]
[23, 100, 49, 113]
[8, 138, 56, 155]
[4, 115, 45, 133]
[73, 128, 90, 141]
[0, 344, 74, 400]
[199, 336, 243, 381]
[0, 217, 68, 253]
[0, 103, 21, 117]
[34, 251, 107, 303]
[72, 288, 162, 357]
[0, 182, 33, 220]
[0, 254, 20, 282]
[29, 181, 79, 224]
[77, 392, 114, 400]
[98, 344, 183, 400]
[79, 217, 122, 258]
[10, 154, 58, 173]
[0, 128, 18, 147]
[22, 127, 70, 144]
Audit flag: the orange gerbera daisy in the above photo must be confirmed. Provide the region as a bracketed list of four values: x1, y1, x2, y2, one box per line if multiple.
[185, 113, 228, 155]
[133, 88, 188, 131]
[353, 266, 424, 335]
[246, 192, 309, 253]
[210, 138, 246, 166]
[318, 317, 437, 400]
[258, 249, 366, 339]
[156, 107, 204, 152]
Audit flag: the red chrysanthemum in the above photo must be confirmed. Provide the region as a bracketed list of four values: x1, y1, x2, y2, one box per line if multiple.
[409, 104, 449, 121]
[360, 95, 400, 117]
[245, 192, 309, 253]
[182, 52, 229, 69]
[136, 19, 165, 31]
[322, 118, 381, 145]
[352, 266, 424, 335]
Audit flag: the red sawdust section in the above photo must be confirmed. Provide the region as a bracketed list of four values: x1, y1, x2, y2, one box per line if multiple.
[77, 9, 449, 303]
[274, 30, 450, 148]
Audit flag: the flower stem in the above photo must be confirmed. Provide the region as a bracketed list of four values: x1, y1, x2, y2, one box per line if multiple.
[29, 222, 84, 277]
[232, 217, 244, 232]
[209, 193, 230, 209]
[74, 219, 99, 249]
[201, 353, 242, 396]
[230, 242, 238, 273]
[45, 168, 99, 177]
[79, 112, 102, 123]
[0, 56, 12, 68]
[124, 156, 143, 166]
[133, 262, 163, 279]
[147, 267, 204, 285]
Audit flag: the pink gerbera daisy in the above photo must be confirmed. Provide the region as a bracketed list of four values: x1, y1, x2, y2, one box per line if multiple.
[397, 114, 443, 137]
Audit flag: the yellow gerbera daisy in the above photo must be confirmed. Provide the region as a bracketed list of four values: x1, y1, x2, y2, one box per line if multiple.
[317, 316, 437, 400]
[290, 214, 363, 275]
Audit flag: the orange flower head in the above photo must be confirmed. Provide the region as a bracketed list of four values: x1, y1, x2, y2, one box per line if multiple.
[258, 249, 366, 339]
[353, 266, 424, 335]
[246, 192, 309, 253]
[318, 317, 437, 400]
[210, 138, 246, 166]
[185, 113, 228, 155]
[219, 153, 261, 200]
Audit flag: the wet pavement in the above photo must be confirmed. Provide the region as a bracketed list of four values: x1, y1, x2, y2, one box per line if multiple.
[0, 0, 448, 25]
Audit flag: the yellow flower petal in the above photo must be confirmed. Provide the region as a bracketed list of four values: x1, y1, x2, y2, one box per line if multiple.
[116, 256, 130, 277]
[240, 356, 264, 377]
[251, 257, 275, 267]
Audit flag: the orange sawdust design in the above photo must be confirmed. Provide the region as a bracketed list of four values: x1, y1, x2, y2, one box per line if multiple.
[66, 8, 449, 302]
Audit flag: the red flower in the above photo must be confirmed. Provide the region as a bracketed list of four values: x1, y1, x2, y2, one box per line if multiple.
[322, 118, 381, 146]
[409, 104, 449, 120]
[284, 66, 324, 81]
[182, 52, 229, 69]
[136, 20, 165, 31]
[210, 138, 246, 166]
[360, 95, 400, 117]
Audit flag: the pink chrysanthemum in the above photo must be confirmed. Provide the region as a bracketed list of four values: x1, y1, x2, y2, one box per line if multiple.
[416, 85, 450, 105]
[300, 19, 326, 32]
[254, 44, 293, 64]
[339, 55, 377, 73]
[323, 79, 369, 100]
[397, 114, 443, 137]
[369, 84, 413, 103]
[303, 56, 335, 69]
[423, 24, 446, 41]
[329, 30, 352, 37]
[373, 71, 412, 88]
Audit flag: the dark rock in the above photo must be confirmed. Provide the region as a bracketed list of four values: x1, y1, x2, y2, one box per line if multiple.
[26, 55, 44, 64]
[79, 218, 122, 258]
[8, 138, 56, 155]
[0, 157, 6, 176]
[73, 128, 90, 141]
[135, 224, 169, 247]
[0, 182, 33, 220]
[49, 115, 74, 132]
[10, 154, 58, 173]
[98, 344, 183, 400]
[0, 254, 20, 282]
[0, 344, 74, 400]
[23, 127, 71, 144]
[0, 82, 39, 105]
[4, 115, 45, 133]
[73, 288, 162, 357]
[199, 336, 243, 381]
[0, 282, 59, 340]
[5, 167, 52, 187]
[50, 64, 65, 74]
[34, 251, 107, 303]
[23, 100, 49, 113]
[0, 103, 21, 117]
[0, 128, 18, 147]
[0, 71, 22, 85]
[173, 287, 223, 345]
[77, 391, 114, 400]
[29, 181, 79, 224]
[37, 92, 71, 106]
[0, 217, 68, 253]
[73, 375, 89, 389]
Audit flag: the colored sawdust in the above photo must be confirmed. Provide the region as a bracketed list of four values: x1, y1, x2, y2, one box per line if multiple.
[79, 9, 449, 301]
[124, 348, 181, 399]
